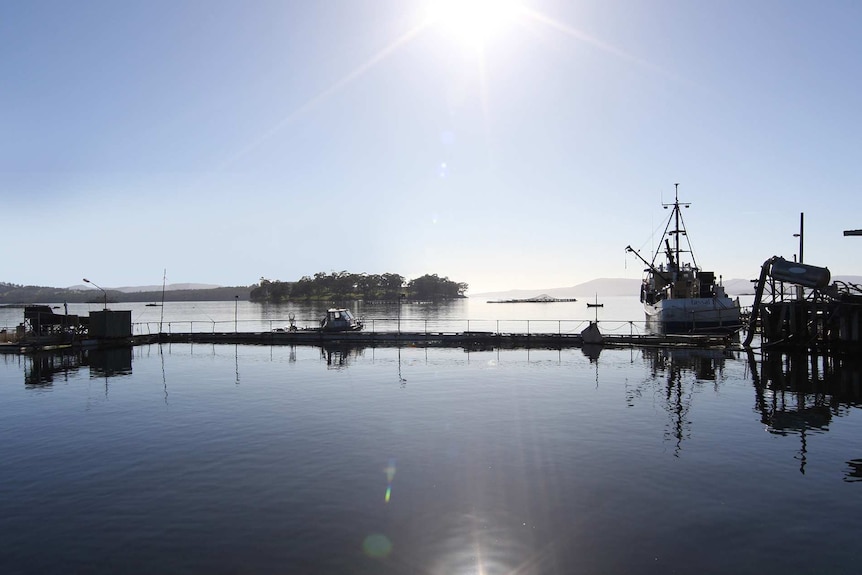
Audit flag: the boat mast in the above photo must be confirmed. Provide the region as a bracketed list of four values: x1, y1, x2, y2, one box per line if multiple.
[661, 182, 690, 272]
[673, 183, 680, 270]
[159, 269, 166, 333]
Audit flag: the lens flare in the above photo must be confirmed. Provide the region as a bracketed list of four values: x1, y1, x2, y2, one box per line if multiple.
[362, 533, 393, 558]
[384, 458, 397, 503]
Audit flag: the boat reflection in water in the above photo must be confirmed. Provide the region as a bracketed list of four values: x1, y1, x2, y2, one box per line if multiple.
[318, 344, 407, 385]
[750, 350, 862, 476]
[632, 347, 736, 455]
[632, 346, 862, 471]
[643, 346, 734, 382]
[4, 339, 861, 573]
[320, 343, 366, 369]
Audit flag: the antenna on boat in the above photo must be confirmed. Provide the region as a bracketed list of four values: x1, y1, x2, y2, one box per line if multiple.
[673, 183, 680, 268]
[661, 183, 693, 273]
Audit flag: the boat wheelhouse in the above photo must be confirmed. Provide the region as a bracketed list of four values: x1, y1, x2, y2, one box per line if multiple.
[320, 308, 363, 332]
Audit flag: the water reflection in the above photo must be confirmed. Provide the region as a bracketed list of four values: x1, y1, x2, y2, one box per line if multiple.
[317, 343, 407, 385]
[159, 343, 168, 404]
[845, 459, 862, 483]
[581, 343, 602, 362]
[4, 340, 860, 573]
[22, 347, 133, 387]
[397, 348, 406, 386]
[750, 350, 862, 474]
[632, 348, 735, 455]
[644, 347, 733, 382]
[88, 347, 132, 379]
[321, 343, 367, 369]
[24, 351, 84, 386]
[235, 343, 240, 384]
[411, 510, 538, 575]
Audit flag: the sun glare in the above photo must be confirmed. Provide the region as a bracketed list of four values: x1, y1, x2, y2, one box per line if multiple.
[425, 0, 523, 47]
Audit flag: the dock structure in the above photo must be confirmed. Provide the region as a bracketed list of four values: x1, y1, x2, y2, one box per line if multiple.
[745, 256, 862, 352]
[1, 327, 737, 355]
[157, 329, 734, 349]
[756, 298, 862, 350]
[0, 302, 741, 356]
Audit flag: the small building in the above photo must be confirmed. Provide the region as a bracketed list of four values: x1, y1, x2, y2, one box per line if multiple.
[88, 310, 132, 339]
[24, 305, 85, 336]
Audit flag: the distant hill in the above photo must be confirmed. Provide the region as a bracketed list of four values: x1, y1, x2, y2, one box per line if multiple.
[472, 278, 640, 300]
[68, 283, 221, 293]
[472, 277, 759, 299]
[721, 275, 862, 295]
[0, 283, 250, 304]
[834, 275, 862, 285]
[722, 278, 756, 295]
[473, 273, 862, 300]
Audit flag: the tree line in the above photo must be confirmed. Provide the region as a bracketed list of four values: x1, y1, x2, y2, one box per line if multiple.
[0, 272, 468, 305]
[251, 272, 468, 303]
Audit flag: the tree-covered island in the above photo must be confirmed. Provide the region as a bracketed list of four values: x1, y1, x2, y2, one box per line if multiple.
[251, 272, 468, 303]
[0, 273, 467, 304]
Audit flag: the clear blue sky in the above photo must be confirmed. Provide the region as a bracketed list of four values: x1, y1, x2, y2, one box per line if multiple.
[3, 0, 860, 293]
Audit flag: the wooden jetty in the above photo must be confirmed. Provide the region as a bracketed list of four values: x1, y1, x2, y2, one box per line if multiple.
[745, 256, 862, 352]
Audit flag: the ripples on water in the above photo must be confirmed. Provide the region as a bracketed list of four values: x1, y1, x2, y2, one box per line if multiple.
[0, 298, 857, 573]
[1, 340, 860, 574]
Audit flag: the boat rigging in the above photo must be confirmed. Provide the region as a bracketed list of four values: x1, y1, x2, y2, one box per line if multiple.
[625, 184, 741, 333]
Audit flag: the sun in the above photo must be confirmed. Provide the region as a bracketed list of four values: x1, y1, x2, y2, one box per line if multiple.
[424, 0, 523, 48]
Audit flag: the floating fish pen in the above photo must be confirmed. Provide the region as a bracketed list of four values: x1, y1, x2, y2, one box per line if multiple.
[745, 257, 862, 351]
[153, 328, 733, 350]
[1, 304, 738, 356]
[487, 294, 578, 303]
[2, 325, 737, 355]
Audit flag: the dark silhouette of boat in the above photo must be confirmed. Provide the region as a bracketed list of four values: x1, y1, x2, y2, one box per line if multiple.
[320, 308, 363, 332]
[626, 184, 741, 333]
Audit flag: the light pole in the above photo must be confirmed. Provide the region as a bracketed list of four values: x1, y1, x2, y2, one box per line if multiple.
[83, 278, 107, 309]
[792, 212, 804, 301]
[792, 212, 804, 264]
[234, 295, 239, 333]
[397, 293, 405, 335]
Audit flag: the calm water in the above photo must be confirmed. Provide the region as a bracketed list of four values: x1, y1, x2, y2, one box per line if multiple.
[0, 295, 755, 335]
[1, 300, 859, 574]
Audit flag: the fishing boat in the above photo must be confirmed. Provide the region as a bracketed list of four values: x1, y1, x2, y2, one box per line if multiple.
[625, 184, 741, 333]
[320, 308, 363, 332]
[586, 294, 603, 308]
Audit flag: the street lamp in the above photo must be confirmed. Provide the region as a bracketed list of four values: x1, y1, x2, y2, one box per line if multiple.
[83, 278, 107, 309]
[234, 295, 239, 333]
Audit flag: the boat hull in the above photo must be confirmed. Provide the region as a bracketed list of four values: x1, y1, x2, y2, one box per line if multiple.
[645, 297, 741, 333]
